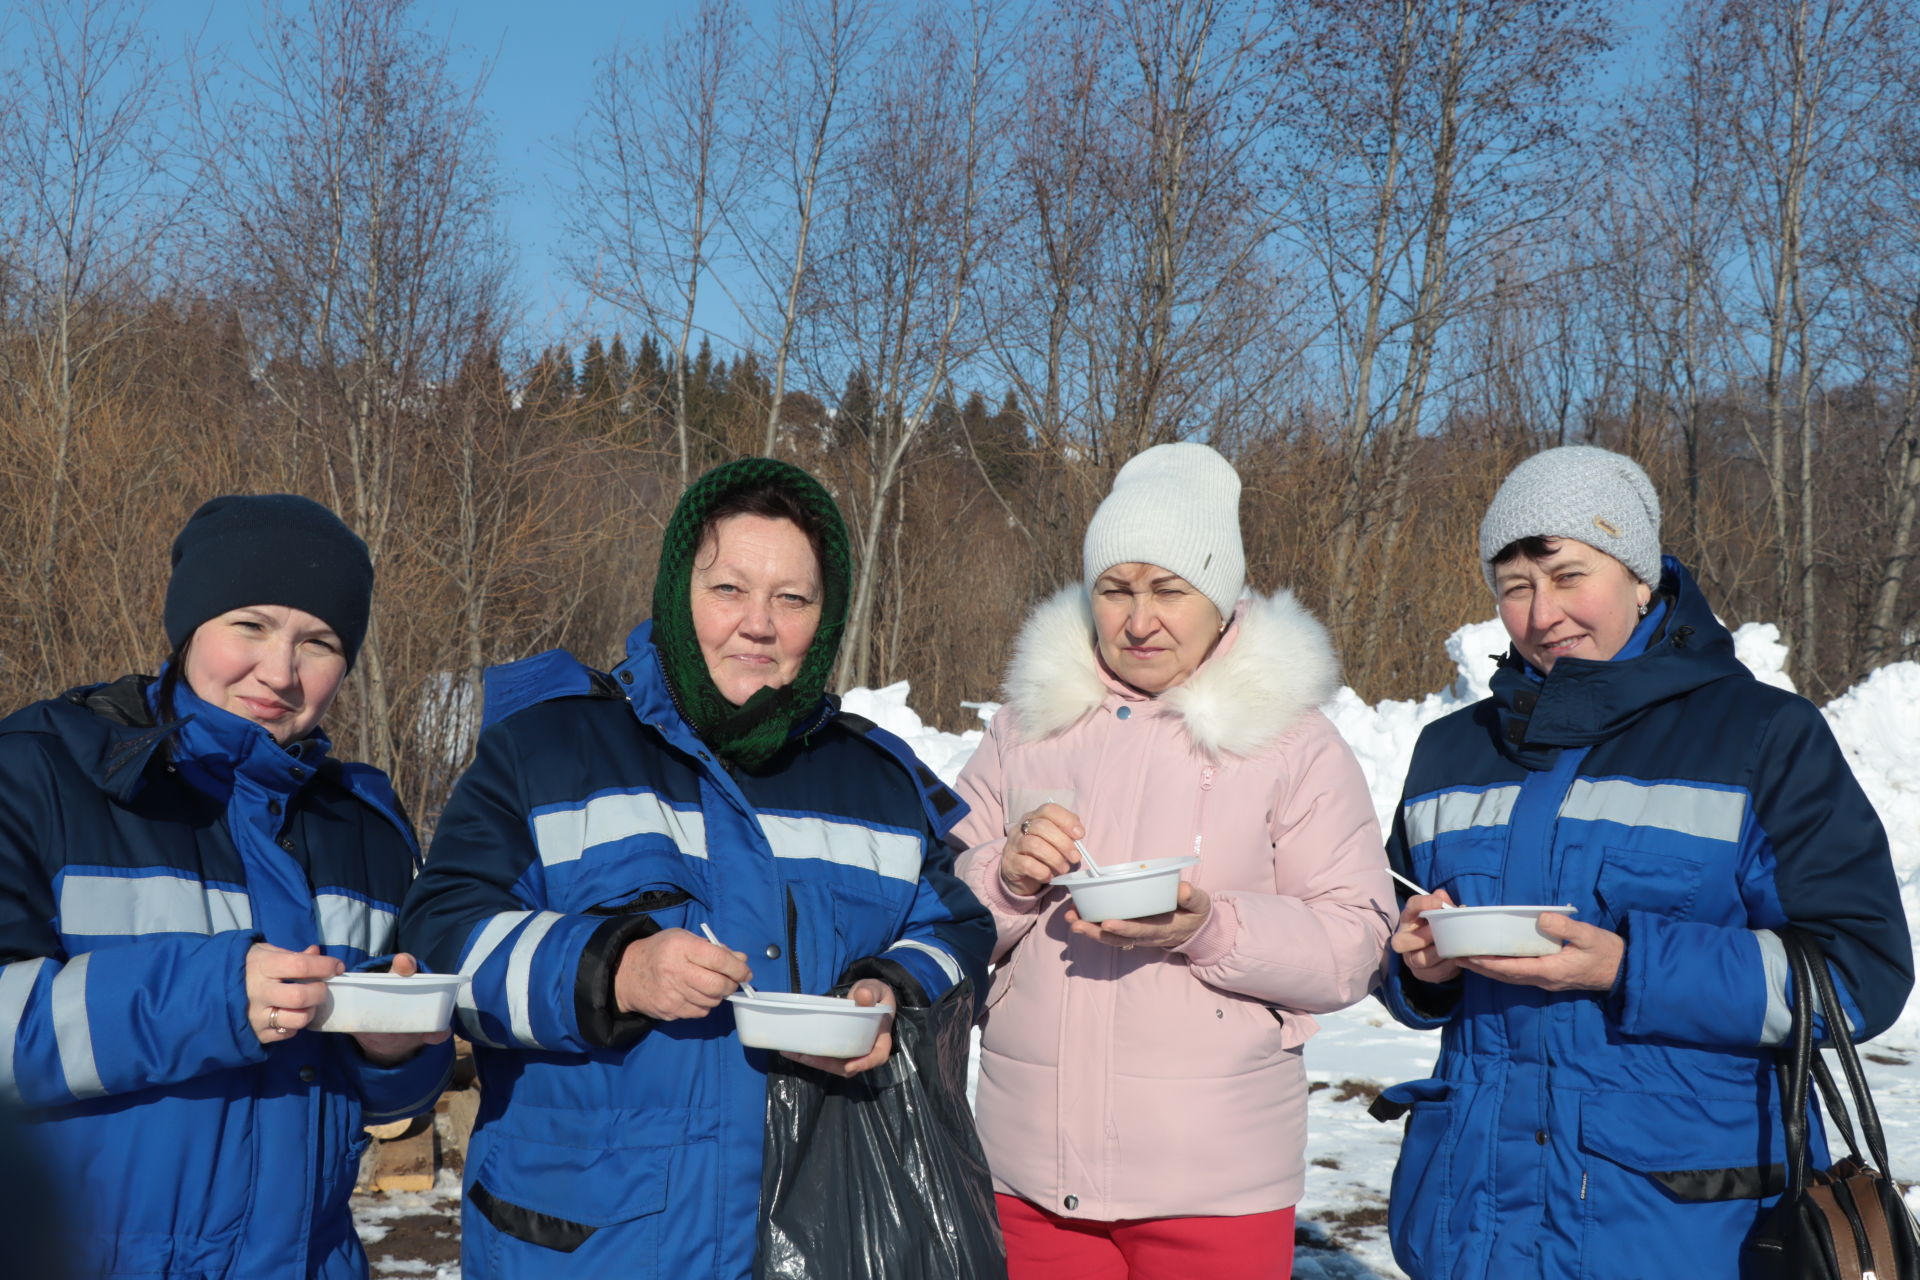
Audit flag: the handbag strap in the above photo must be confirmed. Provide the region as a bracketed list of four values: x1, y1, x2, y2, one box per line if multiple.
[1810, 1054, 1864, 1164]
[1777, 930, 1817, 1200]
[1790, 929, 1895, 1175]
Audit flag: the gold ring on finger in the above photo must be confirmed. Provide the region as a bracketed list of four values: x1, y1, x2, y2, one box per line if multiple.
[267, 1006, 281, 1033]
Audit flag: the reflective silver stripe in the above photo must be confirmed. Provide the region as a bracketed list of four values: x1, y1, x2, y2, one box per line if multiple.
[506, 911, 565, 1049]
[456, 911, 530, 1049]
[1756, 930, 1792, 1046]
[1403, 786, 1521, 847]
[760, 814, 922, 884]
[316, 893, 395, 955]
[0, 958, 50, 1104]
[57, 873, 253, 936]
[887, 939, 962, 987]
[1558, 779, 1746, 843]
[51, 954, 104, 1101]
[531, 792, 709, 868]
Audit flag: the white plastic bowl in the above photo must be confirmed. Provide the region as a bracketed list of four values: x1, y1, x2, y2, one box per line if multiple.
[727, 991, 889, 1058]
[1425, 904, 1578, 958]
[308, 973, 465, 1034]
[1054, 855, 1202, 923]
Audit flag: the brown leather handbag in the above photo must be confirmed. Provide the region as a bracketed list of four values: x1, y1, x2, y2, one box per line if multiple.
[1748, 930, 1919, 1280]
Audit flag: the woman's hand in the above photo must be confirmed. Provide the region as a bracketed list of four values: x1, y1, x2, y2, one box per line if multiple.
[782, 979, 897, 1077]
[246, 942, 342, 1043]
[1065, 881, 1212, 950]
[1391, 891, 1463, 984]
[1457, 914, 1624, 992]
[350, 953, 455, 1066]
[1000, 802, 1085, 897]
[614, 928, 753, 1020]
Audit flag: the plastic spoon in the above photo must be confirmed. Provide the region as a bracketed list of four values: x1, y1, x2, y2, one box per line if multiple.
[1072, 839, 1106, 878]
[1387, 867, 1434, 898]
[699, 923, 758, 997]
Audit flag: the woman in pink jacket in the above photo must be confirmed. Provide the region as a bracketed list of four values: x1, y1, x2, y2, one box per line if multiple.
[952, 443, 1393, 1280]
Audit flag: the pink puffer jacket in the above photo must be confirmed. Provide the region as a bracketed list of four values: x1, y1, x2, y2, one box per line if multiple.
[953, 586, 1392, 1221]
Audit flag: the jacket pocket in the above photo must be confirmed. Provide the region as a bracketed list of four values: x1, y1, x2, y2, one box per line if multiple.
[469, 1132, 671, 1274]
[584, 886, 696, 923]
[1578, 1089, 1783, 1202]
[1382, 1078, 1462, 1277]
[1417, 839, 1503, 908]
[1595, 846, 1705, 927]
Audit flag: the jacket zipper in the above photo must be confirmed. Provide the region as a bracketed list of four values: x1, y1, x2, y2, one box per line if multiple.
[1191, 765, 1214, 858]
[785, 887, 802, 993]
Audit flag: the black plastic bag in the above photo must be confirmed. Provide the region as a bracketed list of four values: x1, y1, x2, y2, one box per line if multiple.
[756, 981, 1008, 1280]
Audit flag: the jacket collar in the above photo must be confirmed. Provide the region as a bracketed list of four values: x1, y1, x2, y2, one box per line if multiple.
[166, 682, 329, 801]
[1488, 556, 1745, 766]
[613, 621, 836, 766]
[1002, 585, 1341, 759]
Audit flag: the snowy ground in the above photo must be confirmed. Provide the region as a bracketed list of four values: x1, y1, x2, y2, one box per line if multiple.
[357, 617, 1920, 1277]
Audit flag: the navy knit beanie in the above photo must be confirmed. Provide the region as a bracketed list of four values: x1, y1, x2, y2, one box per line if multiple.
[164, 495, 374, 668]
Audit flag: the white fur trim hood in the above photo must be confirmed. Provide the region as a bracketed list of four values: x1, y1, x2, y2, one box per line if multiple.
[1001, 585, 1342, 759]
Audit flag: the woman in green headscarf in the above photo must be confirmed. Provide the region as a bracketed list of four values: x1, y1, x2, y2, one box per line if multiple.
[400, 458, 994, 1280]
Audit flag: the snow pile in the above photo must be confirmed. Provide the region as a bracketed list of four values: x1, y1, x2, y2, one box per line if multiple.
[1823, 662, 1920, 1045]
[867, 617, 1920, 1050]
[840, 682, 989, 783]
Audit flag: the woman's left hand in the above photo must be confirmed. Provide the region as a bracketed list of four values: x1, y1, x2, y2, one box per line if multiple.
[1455, 914, 1624, 992]
[350, 953, 455, 1066]
[781, 979, 897, 1077]
[1065, 882, 1212, 951]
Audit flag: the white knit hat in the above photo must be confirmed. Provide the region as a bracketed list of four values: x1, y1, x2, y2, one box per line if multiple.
[1479, 445, 1663, 589]
[1082, 442, 1245, 618]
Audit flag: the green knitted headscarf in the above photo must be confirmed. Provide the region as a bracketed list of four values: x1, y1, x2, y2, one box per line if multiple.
[650, 458, 852, 771]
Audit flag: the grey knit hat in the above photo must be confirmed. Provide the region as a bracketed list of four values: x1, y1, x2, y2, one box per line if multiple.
[1083, 442, 1245, 618]
[1479, 445, 1662, 589]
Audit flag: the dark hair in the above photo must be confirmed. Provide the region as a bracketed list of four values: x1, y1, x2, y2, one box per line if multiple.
[1489, 535, 1561, 568]
[693, 484, 829, 582]
[154, 641, 190, 724]
[1491, 534, 1647, 583]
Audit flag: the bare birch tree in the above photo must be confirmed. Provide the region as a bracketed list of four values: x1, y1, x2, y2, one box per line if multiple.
[1289, 0, 1611, 638]
[804, 0, 1014, 690]
[727, 0, 882, 457]
[196, 0, 509, 776]
[566, 0, 753, 486]
[0, 0, 182, 674]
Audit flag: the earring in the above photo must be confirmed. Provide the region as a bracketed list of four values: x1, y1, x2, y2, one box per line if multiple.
[1637, 601, 1649, 617]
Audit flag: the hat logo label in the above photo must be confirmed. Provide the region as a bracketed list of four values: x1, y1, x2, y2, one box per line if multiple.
[1593, 516, 1620, 536]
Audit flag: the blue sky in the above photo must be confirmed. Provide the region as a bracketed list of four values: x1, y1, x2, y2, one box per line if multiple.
[141, 0, 1669, 361]
[150, 0, 772, 348]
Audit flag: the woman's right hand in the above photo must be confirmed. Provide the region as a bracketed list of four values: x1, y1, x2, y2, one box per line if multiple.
[613, 928, 753, 1020]
[246, 943, 344, 1043]
[1391, 890, 1462, 984]
[1000, 803, 1084, 897]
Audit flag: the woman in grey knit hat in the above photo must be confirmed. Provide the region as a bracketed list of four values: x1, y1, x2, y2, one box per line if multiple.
[1373, 445, 1913, 1279]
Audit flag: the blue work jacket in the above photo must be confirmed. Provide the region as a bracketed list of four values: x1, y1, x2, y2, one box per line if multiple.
[1376, 559, 1914, 1279]
[0, 675, 450, 1279]
[397, 623, 994, 1280]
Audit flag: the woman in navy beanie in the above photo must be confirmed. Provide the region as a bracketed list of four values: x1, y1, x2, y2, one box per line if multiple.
[0, 493, 452, 1278]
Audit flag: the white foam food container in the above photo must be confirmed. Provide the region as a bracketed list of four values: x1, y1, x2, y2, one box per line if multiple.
[1425, 904, 1578, 958]
[309, 973, 465, 1034]
[728, 991, 889, 1058]
[1054, 855, 1202, 923]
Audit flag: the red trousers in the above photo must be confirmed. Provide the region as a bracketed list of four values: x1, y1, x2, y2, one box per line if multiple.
[997, 1193, 1296, 1280]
